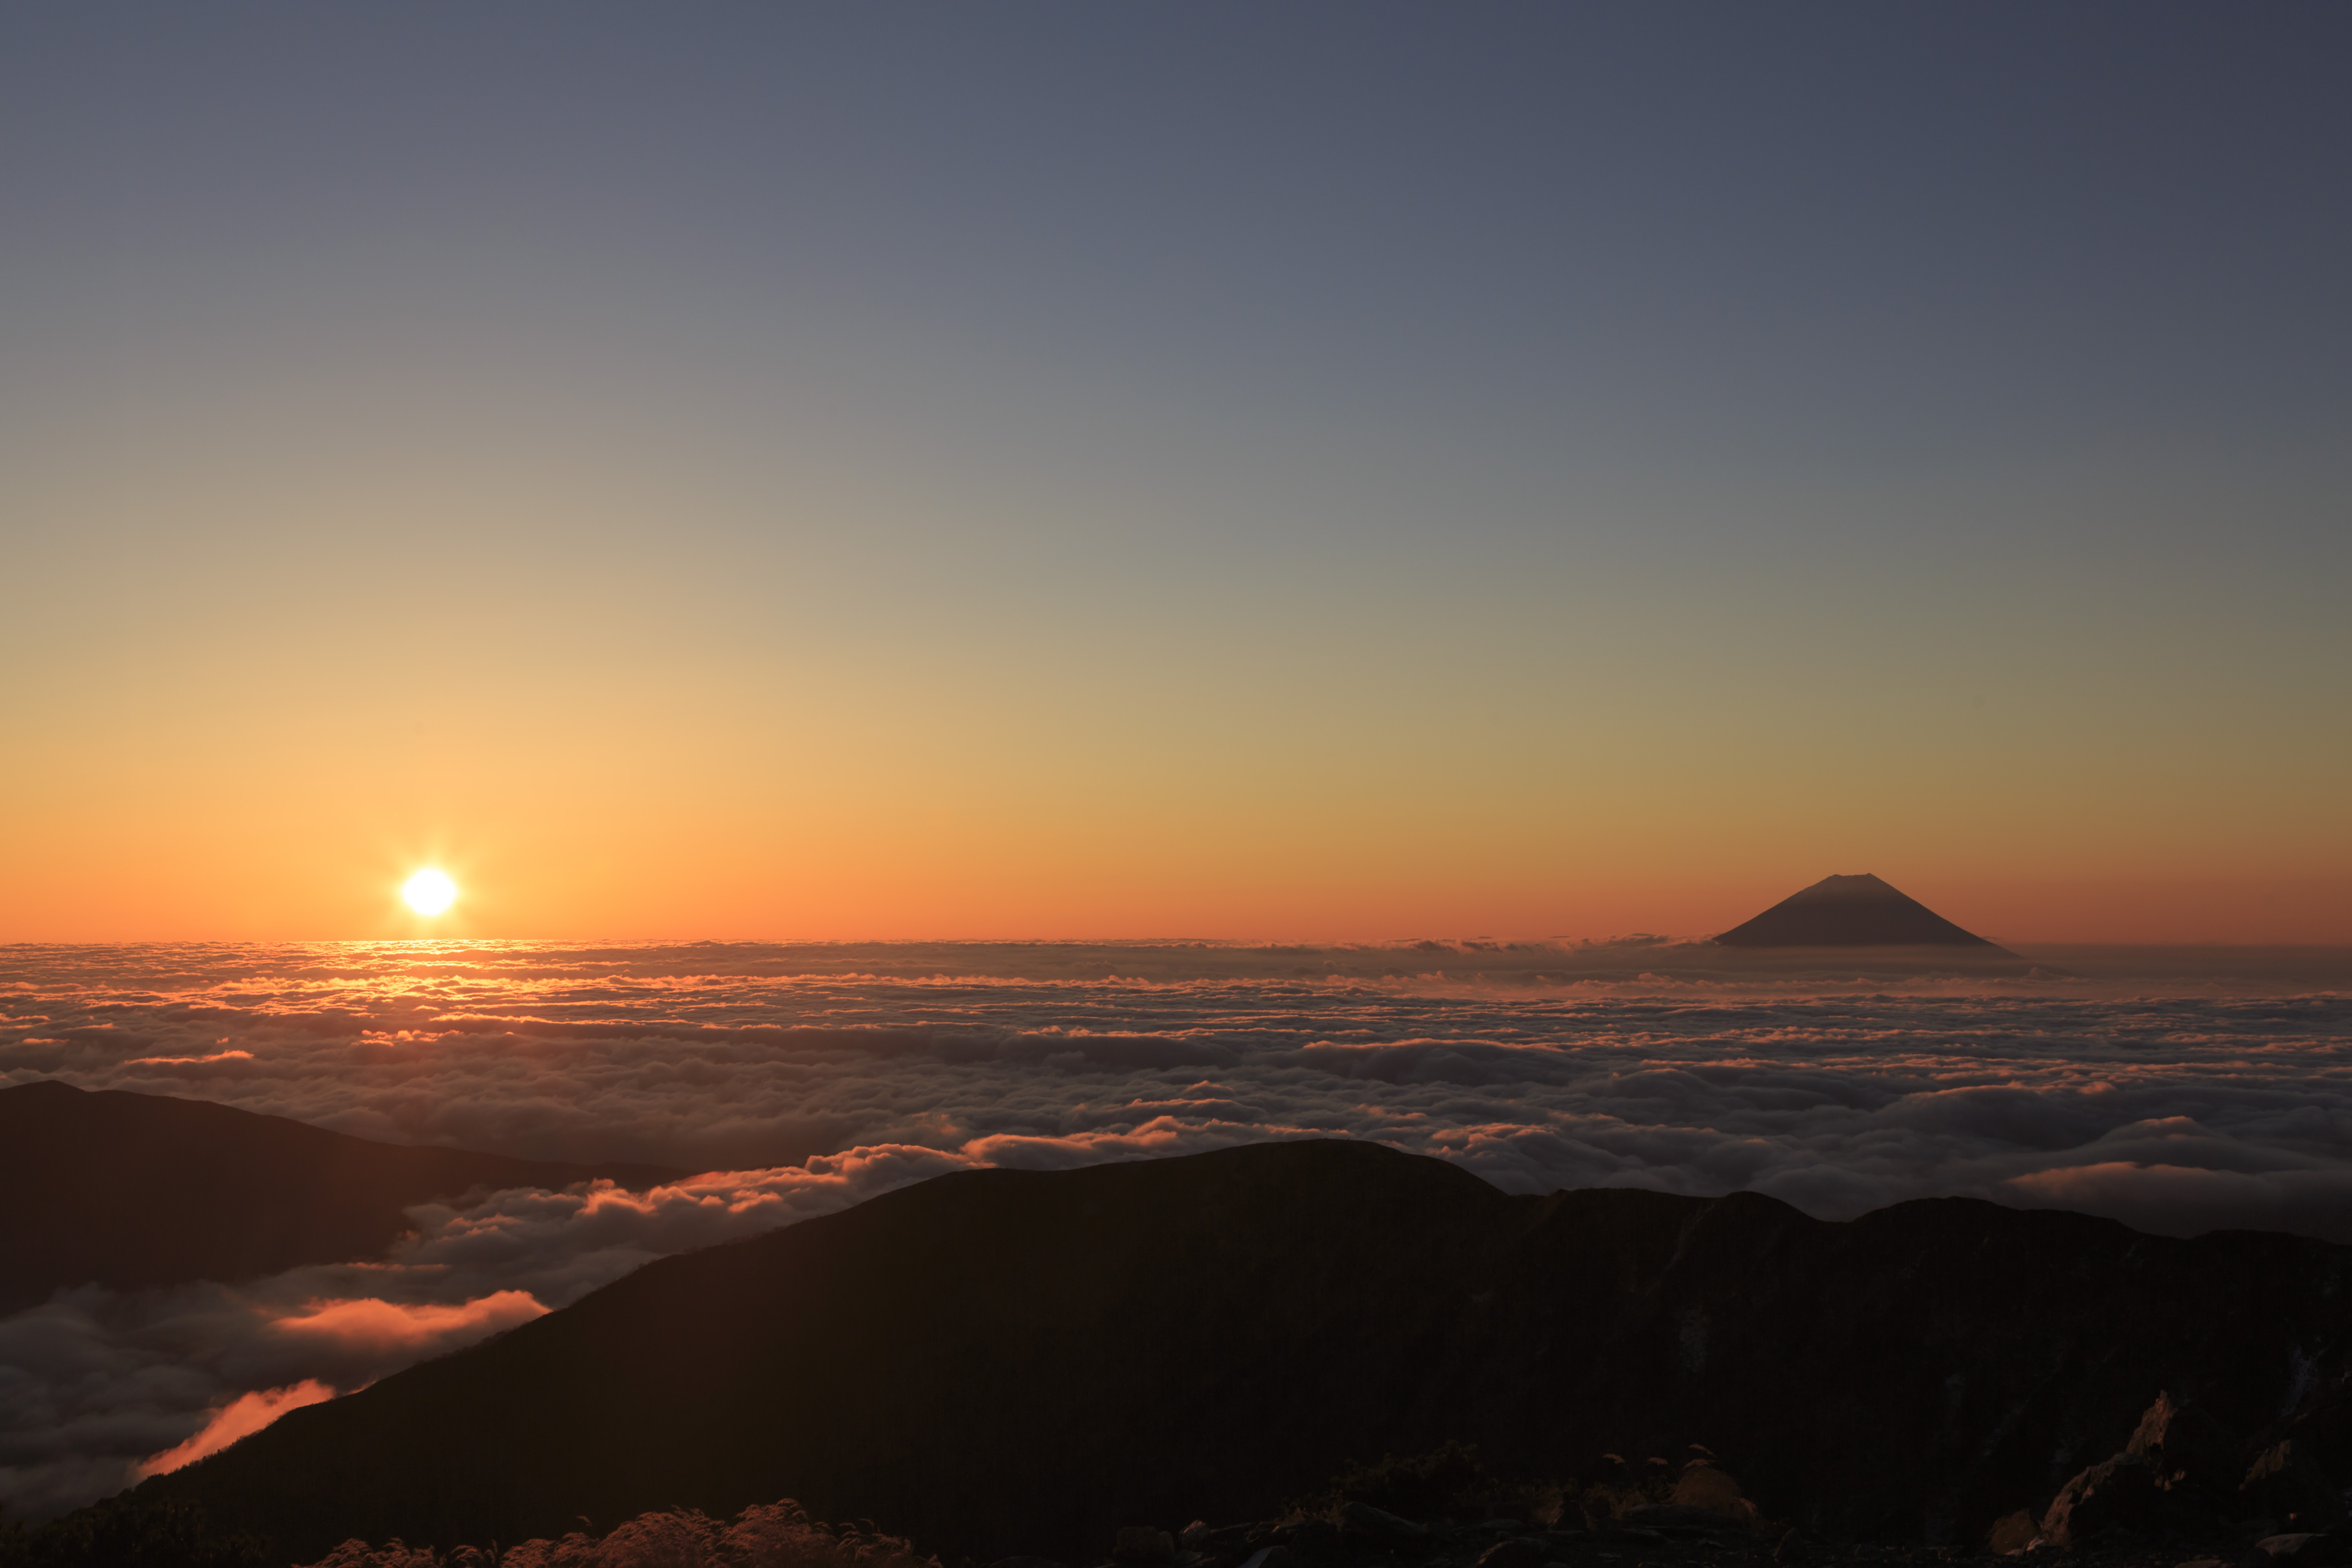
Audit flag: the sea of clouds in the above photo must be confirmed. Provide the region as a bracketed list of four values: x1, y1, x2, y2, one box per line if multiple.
[1, 939, 2347, 1518]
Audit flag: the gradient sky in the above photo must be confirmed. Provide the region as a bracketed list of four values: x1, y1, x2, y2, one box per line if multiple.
[3, 3, 2347, 943]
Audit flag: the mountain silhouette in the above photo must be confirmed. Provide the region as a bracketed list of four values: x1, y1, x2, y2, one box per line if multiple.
[0, 1080, 689, 1313]
[1713, 873, 2005, 949]
[136, 1140, 2347, 1564]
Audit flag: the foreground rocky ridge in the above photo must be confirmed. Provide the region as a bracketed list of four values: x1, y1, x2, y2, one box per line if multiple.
[283, 1448, 2352, 1568]
[16, 1391, 2352, 1566]
[126, 1141, 2352, 1567]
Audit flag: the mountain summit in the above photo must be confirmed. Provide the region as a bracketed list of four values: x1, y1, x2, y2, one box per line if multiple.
[1714, 872, 2004, 949]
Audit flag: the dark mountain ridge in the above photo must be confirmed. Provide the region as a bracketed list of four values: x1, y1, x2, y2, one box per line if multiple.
[1714, 874, 2008, 950]
[0, 1080, 690, 1312]
[137, 1140, 2352, 1567]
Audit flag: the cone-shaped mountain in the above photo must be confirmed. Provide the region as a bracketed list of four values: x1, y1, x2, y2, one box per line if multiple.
[1714, 873, 2005, 949]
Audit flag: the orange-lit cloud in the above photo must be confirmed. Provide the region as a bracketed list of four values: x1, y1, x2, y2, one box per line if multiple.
[2000, 1159, 2349, 1239]
[267, 1290, 547, 1359]
[122, 1049, 254, 1066]
[133, 1380, 337, 1479]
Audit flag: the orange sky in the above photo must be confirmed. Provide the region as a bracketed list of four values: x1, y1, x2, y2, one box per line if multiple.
[4, 447, 2342, 943]
[8, 708, 2347, 944]
[4, 11, 2347, 946]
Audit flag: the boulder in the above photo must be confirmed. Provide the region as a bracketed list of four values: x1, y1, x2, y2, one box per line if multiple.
[2042, 1452, 2160, 1544]
[1550, 1500, 1597, 1535]
[2267, 1373, 2352, 1491]
[2129, 1391, 2245, 1496]
[1670, 1463, 1750, 1521]
[1116, 1529, 1178, 1568]
[2254, 1534, 2349, 1567]
[1339, 1503, 1427, 1542]
[1275, 1519, 1341, 1557]
[1620, 1504, 1745, 1533]
[1475, 1538, 1546, 1568]
[2243, 1443, 2350, 1531]
[1985, 1511, 2039, 1553]
[1181, 1523, 1215, 1552]
[2037, 1390, 2261, 1546]
[2042, 1388, 2249, 1547]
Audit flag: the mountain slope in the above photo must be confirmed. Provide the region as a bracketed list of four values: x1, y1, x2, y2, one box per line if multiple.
[138, 1140, 2349, 1564]
[0, 1080, 689, 1311]
[1714, 873, 2005, 948]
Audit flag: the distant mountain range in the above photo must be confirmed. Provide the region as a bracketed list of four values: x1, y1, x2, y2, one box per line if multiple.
[134, 1139, 2351, 1566]
[0, 1081, 689, 1313]
[1714, 874, 2008, 949]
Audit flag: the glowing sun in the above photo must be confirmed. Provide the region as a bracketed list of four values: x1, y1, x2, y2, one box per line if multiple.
[401, 869, 458, 917]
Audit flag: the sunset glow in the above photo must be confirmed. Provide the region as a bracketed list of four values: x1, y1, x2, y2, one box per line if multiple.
[0, 11, 2342, 948]
[0, 11, 2344, 1560]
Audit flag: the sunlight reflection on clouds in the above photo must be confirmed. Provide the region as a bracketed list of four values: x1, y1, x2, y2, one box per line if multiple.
[3, 940, 2346, 1236]
[0, 940, 2344, 1518]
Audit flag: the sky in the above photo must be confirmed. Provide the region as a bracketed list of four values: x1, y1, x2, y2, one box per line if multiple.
[3, 3, 2347, 943]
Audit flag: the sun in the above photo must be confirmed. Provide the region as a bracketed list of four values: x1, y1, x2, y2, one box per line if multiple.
[401, 869, 458, 917]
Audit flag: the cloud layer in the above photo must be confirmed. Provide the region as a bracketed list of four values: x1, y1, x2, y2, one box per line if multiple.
[0, 1147, 976, 1518]
[1, 939, 2345, 1518]
[135, 1381, 335, 1480]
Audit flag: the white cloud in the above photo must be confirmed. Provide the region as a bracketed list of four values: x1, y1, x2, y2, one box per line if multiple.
[1, 939, 2345, 1520]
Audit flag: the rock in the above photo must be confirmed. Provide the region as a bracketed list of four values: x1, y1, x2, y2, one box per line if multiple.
[1116, 1529, 1177, 1568]
[2243, 1443, 2351, 1531]
[991, 1559, 1067, 1568]
[2042, 1451, 2159, 1544]
[1552, 1500, 1598, 1534]
[2037, 1392, 2254, 1547]
[1772, 1531, 1815, 1565]
[2120, 1390, 2249, 1508]
[1620, 1504, 1745, 1533]
[1182, 1523, 1215, 1552]
[1276, 1519, 1341, 1557]
[1340, 1504, 1428, 1541]
[1476, 1539, 1546, 1568]
[1237, 1549, 1295, 1568]
[1671, 1463, 1750, 1520]
[2255, 1536, 2350, 1567]
[1985, 1511, 2040, 1553]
